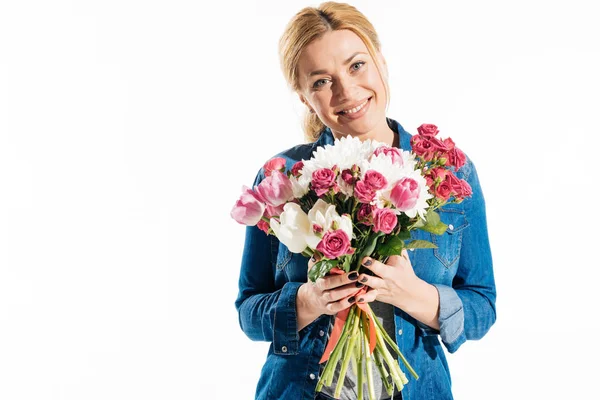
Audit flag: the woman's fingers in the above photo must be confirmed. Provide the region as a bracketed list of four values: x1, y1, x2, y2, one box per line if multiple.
[356, 288, 378, 304]
[323, 282, 364, 303]
[316, 270, 359, 291]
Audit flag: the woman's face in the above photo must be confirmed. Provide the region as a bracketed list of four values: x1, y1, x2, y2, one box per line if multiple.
[297, 29, 388, 140]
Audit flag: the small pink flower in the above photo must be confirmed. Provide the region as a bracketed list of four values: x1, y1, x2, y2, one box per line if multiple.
[256, 170, 294, 206]
[357, 203, 373, 225]
[447, 147, 466, 169]
[341, 169, 356, 184]
[316, 229, 351, 259]
[390, 178, 420, 211]
[459, 179, 472, 198]
[257, 219, 270, 234]
[291, 161, 304, 177]
[374, 146, 403, 165]
[443, 137, 456, 151]
[363, 170, 388, 191]
[430, 167, 449, 183]
[263, 157, 286, 177]
[434, 178, 453, 201]
[372, 208, 398, 234]
[417, 123, 439, 137]
[311, 168, 337, 196]
[354, 180, 376, 203]
[230, 186, 266, 226]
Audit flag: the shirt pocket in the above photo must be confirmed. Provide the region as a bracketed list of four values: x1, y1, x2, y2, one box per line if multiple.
[431, 207, 469, 269]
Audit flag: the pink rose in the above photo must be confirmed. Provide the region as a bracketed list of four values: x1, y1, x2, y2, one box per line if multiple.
[443, 137, 455, 151]
[230, 186, 266, 226]
[410, 136, 436, 160]
[263, 157, 286, 177]
[417, 123, 439, 137]
[374, 146, 403, 165]
[434, 177, 453, 201]
[372, 208, 398, 234]
[256, 170, 294, 206]
[341, 169, 356, 185]
[316, 229, 351, 259]
[363, 170, 388, 191]
[354, 180, 376, 203]
[390, 178, 420, 211]
[291, 161, 304, 177]
[459, 179, 472, 197]
[447, 147, 466, 169]
[311, 168, 337, 196]
[357, 203, 373, 225]
[430, 167, 449, 183]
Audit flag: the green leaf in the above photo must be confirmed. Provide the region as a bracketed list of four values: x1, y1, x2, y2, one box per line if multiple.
[405, 240, 437, 249]
[396, 230, 411, 240]
[354, 232, 384, 269]
[308, 259, 338, 282]
[420, 210, 448, 235]
[377, 235, 405, 257]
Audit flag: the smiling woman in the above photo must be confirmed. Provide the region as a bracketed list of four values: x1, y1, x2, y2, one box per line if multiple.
[234, 2, 496, 400]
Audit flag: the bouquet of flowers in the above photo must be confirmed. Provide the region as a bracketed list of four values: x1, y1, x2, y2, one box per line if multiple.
[231, 124, 472, 399]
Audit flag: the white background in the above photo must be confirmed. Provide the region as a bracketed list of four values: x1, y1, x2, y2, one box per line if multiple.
[1, 0, 599, 399]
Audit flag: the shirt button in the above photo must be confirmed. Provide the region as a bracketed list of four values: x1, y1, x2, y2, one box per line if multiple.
[398, 329, 403, 335]
[319, 330, 325, 337]
[281, 346, 288, 353]
[448, 224, 454, 231]
[309, 373, 316, 380]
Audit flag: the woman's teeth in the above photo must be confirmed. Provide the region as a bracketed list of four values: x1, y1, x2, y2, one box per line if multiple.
[340, 98, 369, 115]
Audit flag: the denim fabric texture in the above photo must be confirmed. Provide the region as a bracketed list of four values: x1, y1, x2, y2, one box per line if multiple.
[234, 118, 497, 400]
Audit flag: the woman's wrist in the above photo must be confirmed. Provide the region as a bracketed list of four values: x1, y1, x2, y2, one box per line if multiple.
[395, 278, 441, 331]
[296, 283, 321, 331]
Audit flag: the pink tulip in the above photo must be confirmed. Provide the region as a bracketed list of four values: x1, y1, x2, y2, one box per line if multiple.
[230, 186, 266, 226]
[256, 170, 294, 206]
[390, 178, 420, 211]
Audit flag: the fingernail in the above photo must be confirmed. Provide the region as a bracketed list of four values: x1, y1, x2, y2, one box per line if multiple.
[348, 296, 356, 303]
[310, 256, 316, 262]
[363, 258, 372, 266]
[358, 298, 364, 303]
[355, 282, 364, 288]
[360, 276, 368, 283]
[348, 271, 358, 281]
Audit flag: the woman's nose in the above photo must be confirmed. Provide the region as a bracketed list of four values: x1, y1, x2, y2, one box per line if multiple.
[332, 75, 355, 103]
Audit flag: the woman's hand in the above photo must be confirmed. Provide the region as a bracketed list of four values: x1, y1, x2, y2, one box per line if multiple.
[295, 255, 366, 331]
[359, 249, 441, 330]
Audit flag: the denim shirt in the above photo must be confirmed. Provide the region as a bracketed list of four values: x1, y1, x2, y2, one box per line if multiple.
[235, 118, 497, 400]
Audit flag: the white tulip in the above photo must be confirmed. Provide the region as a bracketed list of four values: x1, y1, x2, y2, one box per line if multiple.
[270, 203, 310, 253]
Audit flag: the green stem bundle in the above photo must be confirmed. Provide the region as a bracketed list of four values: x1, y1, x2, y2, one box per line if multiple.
[315, 305, 418, 399]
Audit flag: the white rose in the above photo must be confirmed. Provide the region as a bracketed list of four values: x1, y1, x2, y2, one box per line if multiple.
[270, 203, 310, 253]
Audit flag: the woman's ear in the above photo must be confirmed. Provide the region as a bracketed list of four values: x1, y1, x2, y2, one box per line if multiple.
[298, 93, 315, 114]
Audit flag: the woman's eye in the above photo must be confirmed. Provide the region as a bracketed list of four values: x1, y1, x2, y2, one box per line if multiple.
[312, 79, 328, 88]
[351, 61, 365, 71]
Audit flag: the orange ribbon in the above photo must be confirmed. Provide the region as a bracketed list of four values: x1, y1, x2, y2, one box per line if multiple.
[319, 267, 377, 364]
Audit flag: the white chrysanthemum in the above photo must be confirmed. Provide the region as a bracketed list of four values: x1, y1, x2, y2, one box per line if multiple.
[300, 136, 384, 182]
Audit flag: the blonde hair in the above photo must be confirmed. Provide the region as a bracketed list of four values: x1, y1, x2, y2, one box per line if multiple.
[279, 2, 390, 142]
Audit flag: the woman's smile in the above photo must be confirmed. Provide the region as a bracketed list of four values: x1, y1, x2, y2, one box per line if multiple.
[335, 96, 372, 120]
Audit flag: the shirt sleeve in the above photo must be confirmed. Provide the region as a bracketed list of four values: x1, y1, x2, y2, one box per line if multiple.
[423, 159, 497, 353]
[233, 170, 303, 356]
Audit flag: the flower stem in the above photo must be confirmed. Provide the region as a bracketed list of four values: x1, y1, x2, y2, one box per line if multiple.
[361, 311, 376, 399]
[334, 308, 361, 398]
